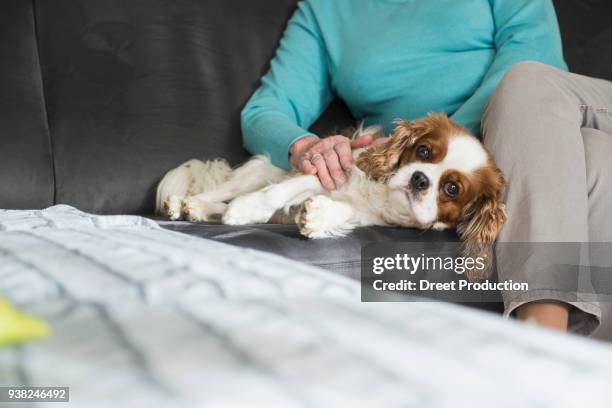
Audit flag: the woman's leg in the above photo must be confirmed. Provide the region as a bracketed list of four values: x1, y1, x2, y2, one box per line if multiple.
[515, 302, 569, 331]
[512, 129, 612, 333]
[583, 128, 612, 242]
[482, 61, 612, 334]
[582, 128, 612, 338]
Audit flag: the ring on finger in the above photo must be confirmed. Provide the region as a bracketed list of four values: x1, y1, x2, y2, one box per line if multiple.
[310, 153, 323, 162]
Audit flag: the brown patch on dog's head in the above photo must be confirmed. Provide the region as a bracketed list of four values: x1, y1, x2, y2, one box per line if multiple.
[355, 113, 462, 182]
[456, 160, 507, 281]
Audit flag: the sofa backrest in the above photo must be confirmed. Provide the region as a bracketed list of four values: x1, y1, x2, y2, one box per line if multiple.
[554, 0, 612, 80]
[1, 0, 611, 213]
[0, 0, 54, 209]
[34, 0, 303, 214]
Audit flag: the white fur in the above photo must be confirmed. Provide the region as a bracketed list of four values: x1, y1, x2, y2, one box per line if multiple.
[220, 162, 409, 237]
[155, 159, 232, 218]
[351, 122, 383, 141]
[299, 195, 356, 238]
[432, 222, 450, 231]
[223, 174, 322, 225]
[157, 156, 285, 222]
[156, 129, 487, 238]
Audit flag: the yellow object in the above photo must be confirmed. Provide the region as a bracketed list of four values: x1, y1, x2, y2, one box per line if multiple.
[0, 297, 50, 347]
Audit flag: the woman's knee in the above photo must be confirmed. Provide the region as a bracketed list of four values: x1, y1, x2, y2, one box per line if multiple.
[483, 61, 574, 152]
[484, 62, 568, 123]
[502, 61, 562, 87]
[495, 61, 564, 99]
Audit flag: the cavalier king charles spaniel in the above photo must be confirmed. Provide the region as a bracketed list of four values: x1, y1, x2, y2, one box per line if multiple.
[157, 113, 506, 280]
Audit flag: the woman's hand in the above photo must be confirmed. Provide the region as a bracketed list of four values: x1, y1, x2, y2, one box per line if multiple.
[289, 134, 386, 190]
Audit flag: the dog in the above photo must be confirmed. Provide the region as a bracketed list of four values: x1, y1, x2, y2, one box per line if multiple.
[156, 113, 506, 280]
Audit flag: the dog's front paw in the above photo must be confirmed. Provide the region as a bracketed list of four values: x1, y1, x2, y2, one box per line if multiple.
[296, 196, 353, 239]
[222, 192, 275, 225]
[181, 197, 226, 223]
[163, 195, 184, 220]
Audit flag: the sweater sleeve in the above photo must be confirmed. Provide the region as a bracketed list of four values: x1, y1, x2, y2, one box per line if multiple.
[450, 0, 567, 136]
[240, 1, 333, 170]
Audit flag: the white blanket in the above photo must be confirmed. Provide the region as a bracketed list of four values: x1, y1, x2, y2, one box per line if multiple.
[1, 205, 612, 407]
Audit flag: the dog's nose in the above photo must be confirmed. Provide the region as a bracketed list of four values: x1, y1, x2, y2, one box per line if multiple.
[410, 171, 429, 191]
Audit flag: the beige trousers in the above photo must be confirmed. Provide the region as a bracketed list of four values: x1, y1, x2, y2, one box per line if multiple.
[482, 62, 612, 336]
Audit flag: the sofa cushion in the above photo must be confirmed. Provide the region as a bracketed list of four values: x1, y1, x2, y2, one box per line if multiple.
[157, 220, 460, 279]
[0, 0, 54, 209]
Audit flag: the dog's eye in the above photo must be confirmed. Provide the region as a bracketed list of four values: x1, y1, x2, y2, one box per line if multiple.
[416, 145, 431, 160]
[444, 182, 459, 198]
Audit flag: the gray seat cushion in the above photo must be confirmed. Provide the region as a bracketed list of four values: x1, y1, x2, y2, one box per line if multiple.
[157, 220, 459, 279]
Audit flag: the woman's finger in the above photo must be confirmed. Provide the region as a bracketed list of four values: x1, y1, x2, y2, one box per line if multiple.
[371, 137, 390, 148]
[324, 149, 347, 187]
[350, 134, 375, 149]
[301, 159, 317, 175]
[311, 153, 335, 190]
[333, 140, 353, 170]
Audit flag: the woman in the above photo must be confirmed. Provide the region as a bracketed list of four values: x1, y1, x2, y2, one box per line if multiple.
[241, 0, 610, 333]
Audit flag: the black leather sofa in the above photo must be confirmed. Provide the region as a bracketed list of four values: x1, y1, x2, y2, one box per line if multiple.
[2, 0, 611, 278]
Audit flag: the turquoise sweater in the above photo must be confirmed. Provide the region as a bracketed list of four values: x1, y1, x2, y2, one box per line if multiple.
[241, 0, 567, 169]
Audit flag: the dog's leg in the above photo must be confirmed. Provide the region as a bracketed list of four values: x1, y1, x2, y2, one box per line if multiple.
[157, 159, 220, 220]
[222, 175, 323, 225]
[296, 195, 358, 238]
[163, 195, 185, 221]
[182, 156, 286, 222]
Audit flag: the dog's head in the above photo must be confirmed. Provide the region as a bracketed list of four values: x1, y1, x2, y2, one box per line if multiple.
[356, 113, 506, 280]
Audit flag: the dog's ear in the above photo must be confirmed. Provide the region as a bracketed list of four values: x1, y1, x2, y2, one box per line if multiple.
[456, 165, 507, 282]
[355, 119, 419, 182]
